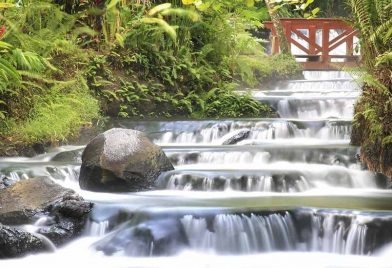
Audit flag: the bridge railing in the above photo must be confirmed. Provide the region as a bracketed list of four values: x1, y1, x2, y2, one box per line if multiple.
[264, 19, 360, 70]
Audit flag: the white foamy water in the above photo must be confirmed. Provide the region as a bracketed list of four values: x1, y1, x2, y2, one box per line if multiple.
[3, 70, 392, 267]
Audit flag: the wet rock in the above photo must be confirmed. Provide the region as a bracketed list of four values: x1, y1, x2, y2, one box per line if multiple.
[0, 176, 15, 190]
[79, 128, 174, 192]
[38, 198, 93, 245]
[0, 177, 74, 225]
[0, 177, 93, 247]
[51, 148, 83, 163]
[95, 218, 188, 256]
[0, 225, 49, 259]
[220, 129, 250, 145]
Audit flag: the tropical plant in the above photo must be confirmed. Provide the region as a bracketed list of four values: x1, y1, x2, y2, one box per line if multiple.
[349, 0, 392, 175]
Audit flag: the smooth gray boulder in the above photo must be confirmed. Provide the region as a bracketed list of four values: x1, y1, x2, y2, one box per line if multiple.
[79, 128, 174, 192]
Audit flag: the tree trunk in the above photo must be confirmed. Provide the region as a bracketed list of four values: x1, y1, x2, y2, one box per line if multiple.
[264, 0, 290, 54]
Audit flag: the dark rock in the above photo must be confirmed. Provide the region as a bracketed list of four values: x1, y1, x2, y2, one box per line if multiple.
[94, 218, 188, 256]
[0, 177, 93, 247]
[0, 176, 15, 190]
[79, 128, 174, 192]
[38, 198, 93, 246]
[221, 129, 250, 145]
[32, 143, 46, 155]
[0, 177, 74, 225]
[0, 225, 49, 258]
[51, 149, 83, 163]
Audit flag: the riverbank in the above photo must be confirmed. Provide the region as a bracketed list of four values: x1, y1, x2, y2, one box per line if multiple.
[348, 1, 392, 180]
[0, 1, 301, 157]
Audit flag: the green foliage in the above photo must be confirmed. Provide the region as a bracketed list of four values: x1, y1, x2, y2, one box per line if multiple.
[235, 54, 301, 86]
[201, 86, 272, 118]
[349, 0, 392, 152]
[15, 78, 99, 143]
[270, 0, 320, 18]
[0, 1, 100, 146]
[1, 0, 301, 150]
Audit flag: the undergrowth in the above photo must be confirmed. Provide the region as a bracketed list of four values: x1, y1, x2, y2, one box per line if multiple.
[0, 0, 301, 152]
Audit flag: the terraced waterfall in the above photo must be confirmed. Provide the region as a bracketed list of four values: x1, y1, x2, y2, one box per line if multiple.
[3, 71, 392, 267]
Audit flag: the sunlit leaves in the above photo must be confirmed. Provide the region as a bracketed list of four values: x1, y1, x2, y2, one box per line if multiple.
[140, 17, 177, 41]
[148, 3, 172, 16]
[0, 3, 14, 9]
[270, 0, 320, 18]
[182, 0, 260, 11]
[106, 0, 120, 10]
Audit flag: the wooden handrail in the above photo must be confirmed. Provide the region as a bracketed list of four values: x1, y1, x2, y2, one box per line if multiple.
[264, 19, 361, 70]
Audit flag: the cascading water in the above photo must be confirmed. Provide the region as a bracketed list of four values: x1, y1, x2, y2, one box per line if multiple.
[3, 70, 392, 268]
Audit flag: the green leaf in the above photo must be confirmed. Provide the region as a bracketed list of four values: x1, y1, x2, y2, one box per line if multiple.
[148, 3, 172, 16]
[311, 7, 320, 16]
[0, 3, 15, 8]
[245, 0, 255, 7]
[115, 33, 124, 47]
[0, 41, 13, 50]
[182, 0, 195, 5]
[106, 0, 120, 9]
[140, 17, 177, 41]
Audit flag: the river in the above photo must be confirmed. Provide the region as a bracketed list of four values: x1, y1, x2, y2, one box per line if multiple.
[2, 71, 392, 267]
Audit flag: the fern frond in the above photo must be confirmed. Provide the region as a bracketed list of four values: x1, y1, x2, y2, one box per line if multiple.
[376, 52, 392, 67]
[11, 49, 46, 72]
[375, 0, 391, 23]
[0, 57, 21, 82]
[369, 17, 392, 46]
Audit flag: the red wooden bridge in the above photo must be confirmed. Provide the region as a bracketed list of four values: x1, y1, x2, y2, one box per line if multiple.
[264, 19, 360, 70]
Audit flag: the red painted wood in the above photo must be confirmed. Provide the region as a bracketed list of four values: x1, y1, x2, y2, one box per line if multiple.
[322, 22, 330, 64]
[309, 25, 317, 55]
[291, 29, 322, 52]
[264, 19, 360, 70]
[328, 30, 358, 52]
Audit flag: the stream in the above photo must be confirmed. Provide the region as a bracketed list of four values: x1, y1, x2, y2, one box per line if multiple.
[2, 71, 392, 267]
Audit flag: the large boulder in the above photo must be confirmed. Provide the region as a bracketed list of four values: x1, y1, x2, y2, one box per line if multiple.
[0, 177, 93, 257]
[79, 128, 174, 192]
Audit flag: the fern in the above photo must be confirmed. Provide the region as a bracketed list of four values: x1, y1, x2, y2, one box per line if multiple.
[11, 49, 46, 72]
[375, 0, 391, 23]
[369, 17, 392, 46]
[376, 52, 392, 67]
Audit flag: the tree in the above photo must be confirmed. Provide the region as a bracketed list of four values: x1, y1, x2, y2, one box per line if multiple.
[264, 0, 290, 54]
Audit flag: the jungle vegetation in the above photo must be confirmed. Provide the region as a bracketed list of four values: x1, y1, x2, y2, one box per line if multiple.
[348, 0, 392, 177]
[0, 0, 302, 151]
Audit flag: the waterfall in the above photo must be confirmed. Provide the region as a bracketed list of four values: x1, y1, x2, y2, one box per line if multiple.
[308, 213, 368, 255]
[181, 213, 297, 254]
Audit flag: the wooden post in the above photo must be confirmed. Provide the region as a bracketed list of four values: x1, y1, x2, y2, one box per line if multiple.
[284, 21, 292, 54]
[322, 22, 330, 65]
[346, 34, 354, 57]
[309, 25, 317, 55]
